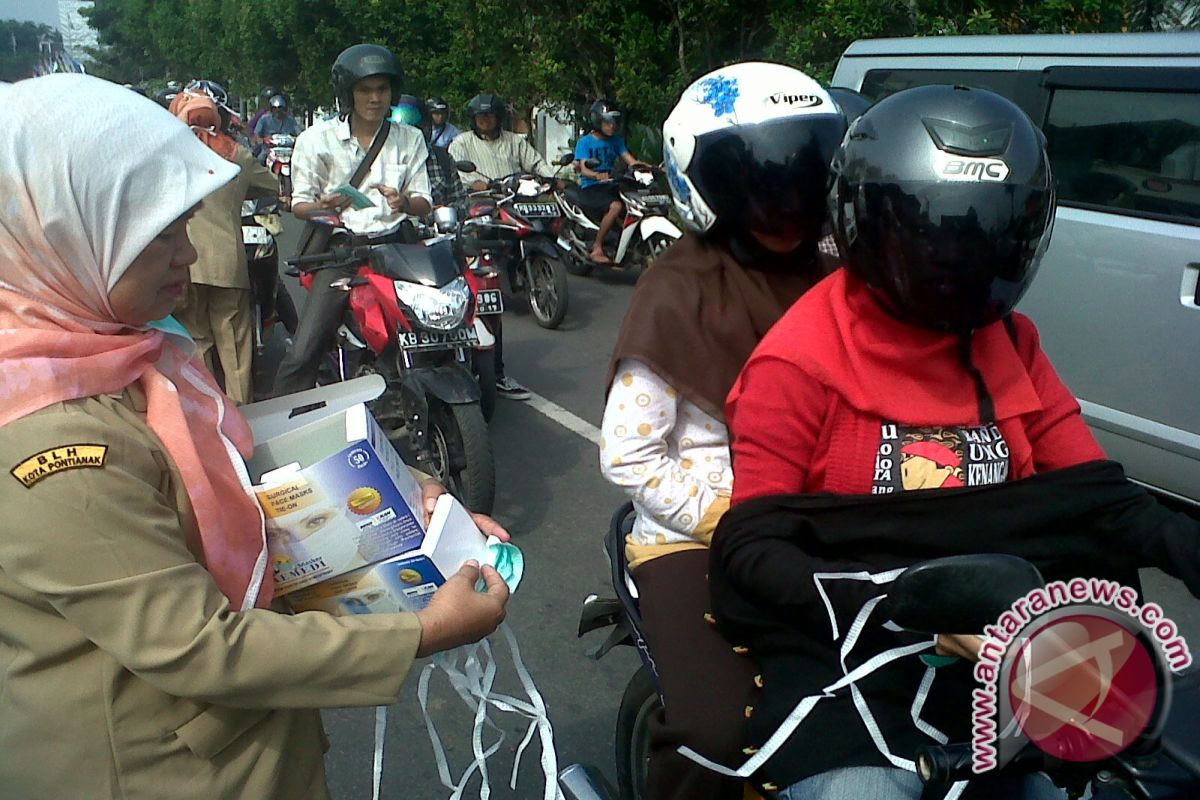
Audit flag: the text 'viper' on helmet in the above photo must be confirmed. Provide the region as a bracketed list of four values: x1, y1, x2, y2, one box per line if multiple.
[828, 84, 1056, 333]
[661, 62, 846, 243]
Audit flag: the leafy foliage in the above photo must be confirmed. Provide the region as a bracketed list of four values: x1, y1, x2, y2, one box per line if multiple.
[0, 20, 61, 82]
[81, 0, 1193, 124]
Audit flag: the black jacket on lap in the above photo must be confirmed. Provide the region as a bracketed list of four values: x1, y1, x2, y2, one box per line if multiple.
[709, 460, 1200, 792]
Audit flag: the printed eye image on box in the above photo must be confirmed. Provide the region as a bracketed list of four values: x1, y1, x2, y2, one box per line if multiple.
[243, 378, 428, 595]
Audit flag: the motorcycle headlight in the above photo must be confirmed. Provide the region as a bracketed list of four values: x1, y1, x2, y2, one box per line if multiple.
[394, 276, 470, 331]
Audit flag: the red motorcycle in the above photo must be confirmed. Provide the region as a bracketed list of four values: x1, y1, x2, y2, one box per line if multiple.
[286, 221, 495, 514]
[263, 133, 295, 205]
[455, 162, 570, 329]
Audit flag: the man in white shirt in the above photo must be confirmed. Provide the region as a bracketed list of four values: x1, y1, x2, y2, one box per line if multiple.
[273, 43, 433, 396]
[448, 93, 560, 400]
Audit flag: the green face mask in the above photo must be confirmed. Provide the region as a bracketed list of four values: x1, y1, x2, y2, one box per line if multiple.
[147, 314, 196, 355]
[484, 540, 524, 593]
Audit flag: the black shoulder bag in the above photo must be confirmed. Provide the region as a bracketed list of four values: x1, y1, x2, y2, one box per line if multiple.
[294, 121, 391, 257]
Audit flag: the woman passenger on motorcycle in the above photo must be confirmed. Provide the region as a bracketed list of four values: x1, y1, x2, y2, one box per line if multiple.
[712, 85, 1200, 799]
[574, 99, 641, 264]
[599, 63, 846, 800]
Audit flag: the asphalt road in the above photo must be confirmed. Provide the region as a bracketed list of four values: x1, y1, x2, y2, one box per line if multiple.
[264, 216, 1200, 800]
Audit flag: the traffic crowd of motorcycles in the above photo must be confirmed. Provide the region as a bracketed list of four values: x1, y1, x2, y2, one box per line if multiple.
[272, 153, 683, 519]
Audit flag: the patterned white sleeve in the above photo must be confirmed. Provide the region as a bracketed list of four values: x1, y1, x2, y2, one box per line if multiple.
[599, 359, 723, 539]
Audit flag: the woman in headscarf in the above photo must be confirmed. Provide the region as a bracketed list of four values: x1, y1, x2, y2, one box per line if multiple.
[598, 64, 845, 800]
[0, 74, 508, 799]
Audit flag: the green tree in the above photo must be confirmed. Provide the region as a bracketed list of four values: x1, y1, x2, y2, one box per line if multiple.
[0, 20, 61, 82]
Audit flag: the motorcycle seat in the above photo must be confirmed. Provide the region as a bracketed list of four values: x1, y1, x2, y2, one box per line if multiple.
[564, 183, 618, 223]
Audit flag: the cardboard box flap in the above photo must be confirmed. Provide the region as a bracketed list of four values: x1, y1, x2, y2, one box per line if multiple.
[241, 375, 387, 446]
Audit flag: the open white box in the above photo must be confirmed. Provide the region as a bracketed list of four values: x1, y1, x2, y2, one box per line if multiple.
[285, 492, 493, 616]
[242, 376, 427, 595]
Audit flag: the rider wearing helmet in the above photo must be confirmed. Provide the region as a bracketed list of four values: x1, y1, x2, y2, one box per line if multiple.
[448, 92, 555, 193]
[600, 63, 845, 800]
[249, 85, 282, 141]
[712, 85, 1105, 799]
[253, 92, 300, 151]
[272, 43, 432, 396]
[391, 93, 466, 208]
[573, 99, 642, 263]
[427, 95, 460, 148]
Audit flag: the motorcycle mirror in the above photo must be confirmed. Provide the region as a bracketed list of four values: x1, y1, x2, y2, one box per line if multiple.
[455, 160, 477, 173]
[557, 153, 575, 166]
[880, 554, 1045, 635]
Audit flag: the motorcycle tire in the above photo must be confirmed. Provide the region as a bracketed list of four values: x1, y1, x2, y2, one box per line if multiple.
[524, 253, 569, 329]
[429, 400, 496, 515]
[472, 348, 497, 423]
[615, 665, 660, 800]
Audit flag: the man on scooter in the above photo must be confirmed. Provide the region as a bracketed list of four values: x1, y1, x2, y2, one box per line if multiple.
[427, 95, 461, 149]
[574, 99, 641, 264]
[272, 43, 432, 397]
[449, 92, 561, 401]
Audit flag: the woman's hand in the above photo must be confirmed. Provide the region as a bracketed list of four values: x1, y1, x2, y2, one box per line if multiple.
[421, 478, 511, 542]
[415, 560, 509, 656]
[935, 633, 985, 661]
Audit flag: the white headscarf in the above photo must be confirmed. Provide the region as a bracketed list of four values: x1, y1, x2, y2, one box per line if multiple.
[0, 74, 237, 324]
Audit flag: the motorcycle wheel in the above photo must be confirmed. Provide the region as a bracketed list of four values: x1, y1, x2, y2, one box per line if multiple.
[524, 253, 569, 329]
[428, 400, 496, 515]
[615, 665, 660, 800]
[472, 348, 497, 423]
[643, 233, 676, 269]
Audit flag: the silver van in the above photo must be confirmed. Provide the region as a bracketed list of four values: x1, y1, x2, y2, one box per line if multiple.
[832, 32, 1200, 506]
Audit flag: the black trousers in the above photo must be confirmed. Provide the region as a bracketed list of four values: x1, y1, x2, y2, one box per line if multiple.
[634, 549, 759, 800]
[271, 264, 357, 396]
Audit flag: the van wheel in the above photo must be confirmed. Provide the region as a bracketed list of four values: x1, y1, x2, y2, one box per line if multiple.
[615, 666, 660, 800]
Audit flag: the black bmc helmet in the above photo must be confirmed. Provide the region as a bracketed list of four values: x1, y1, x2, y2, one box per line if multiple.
[829, 84, 1055, 333]
[427, 95, 449, 114]
[467, 93, 507, 134]
[332, 44, 403, 116]
[589, 99, 622, 131]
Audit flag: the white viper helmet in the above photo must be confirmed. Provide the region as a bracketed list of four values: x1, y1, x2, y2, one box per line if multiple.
[662, 62, 845, 238]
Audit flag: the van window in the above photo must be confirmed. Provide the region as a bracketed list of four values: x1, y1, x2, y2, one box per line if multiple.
[1045, 89, 1200, 224]
[860, 70, 1019, 102]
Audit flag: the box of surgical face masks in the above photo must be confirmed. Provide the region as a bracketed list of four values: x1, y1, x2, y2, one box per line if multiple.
[241, 376, 428, 595]
[285, 492, 493, 615]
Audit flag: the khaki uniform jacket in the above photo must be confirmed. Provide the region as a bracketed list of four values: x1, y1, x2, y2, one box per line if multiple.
[188, 145, 278, 289]
[0, 387, 423, 799]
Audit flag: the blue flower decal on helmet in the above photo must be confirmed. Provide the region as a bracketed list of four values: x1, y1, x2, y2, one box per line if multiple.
[697, 75, 739, 118]
[664, 149, 691, 204]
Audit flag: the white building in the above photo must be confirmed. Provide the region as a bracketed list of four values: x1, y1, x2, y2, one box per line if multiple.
[57, 0, 97, 62]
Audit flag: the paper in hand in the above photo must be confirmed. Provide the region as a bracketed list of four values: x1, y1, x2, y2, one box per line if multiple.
[330, 184, 377, 210]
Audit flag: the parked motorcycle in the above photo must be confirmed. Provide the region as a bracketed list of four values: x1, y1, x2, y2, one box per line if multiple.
[285, 222, 496, 514]
[456, 160, 570, 329]
[241, 197, 297, 354]
[554, 157, 682, 276]
[263, 133, 295, 205]
[562, 503, 1200, 800]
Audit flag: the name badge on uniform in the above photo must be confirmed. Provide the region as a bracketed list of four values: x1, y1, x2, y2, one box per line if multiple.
[10, 444, 109, 488]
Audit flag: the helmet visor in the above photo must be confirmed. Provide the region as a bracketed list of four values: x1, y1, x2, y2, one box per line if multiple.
[691, 115, 845, 240]
[848, 181, 1054, 330]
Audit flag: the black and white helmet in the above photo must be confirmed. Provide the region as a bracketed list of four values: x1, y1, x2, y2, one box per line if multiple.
[662, 62, 845, 241]
[829, 84, 1056, 332]
[589, 99, 622, 131]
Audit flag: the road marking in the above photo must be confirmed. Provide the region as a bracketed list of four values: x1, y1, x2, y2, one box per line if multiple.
[523, 389, 602, 445]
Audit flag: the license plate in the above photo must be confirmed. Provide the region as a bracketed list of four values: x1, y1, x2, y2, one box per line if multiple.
[242, 226, 272, 244]
[641, 194, 671, 204]
[513, 202, 560, 218]
[398, 328, 479, 351]
[475, 289, 503, 315]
